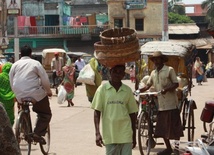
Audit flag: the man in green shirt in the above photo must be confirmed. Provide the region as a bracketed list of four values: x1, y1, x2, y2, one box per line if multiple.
[91, 64, 138, 155]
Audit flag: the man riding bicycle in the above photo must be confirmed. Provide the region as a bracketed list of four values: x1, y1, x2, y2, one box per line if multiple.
[51, 52, 64, 87]
[9, 45, 52, 144]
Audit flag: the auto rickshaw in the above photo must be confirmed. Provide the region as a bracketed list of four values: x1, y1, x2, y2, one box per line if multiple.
[136, 40, 198, 155]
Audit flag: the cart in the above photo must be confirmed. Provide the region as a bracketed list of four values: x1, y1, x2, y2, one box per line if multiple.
[42, 48, 67, 93]
[137, 41, 197, 155]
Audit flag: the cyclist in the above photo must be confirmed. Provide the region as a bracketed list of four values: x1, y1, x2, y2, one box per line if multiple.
[51, 51, 64, 87]
[9, 45, 52, 144]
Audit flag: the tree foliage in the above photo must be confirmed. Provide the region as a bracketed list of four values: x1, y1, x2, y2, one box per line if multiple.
[168, 12, 194, 24]
[201, 0, 214, 28]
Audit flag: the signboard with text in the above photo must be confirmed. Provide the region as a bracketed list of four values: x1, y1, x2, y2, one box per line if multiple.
[7, 0, 20, 15]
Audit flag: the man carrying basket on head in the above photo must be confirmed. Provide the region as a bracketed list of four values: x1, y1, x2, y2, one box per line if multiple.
[51, 52, 64, 87]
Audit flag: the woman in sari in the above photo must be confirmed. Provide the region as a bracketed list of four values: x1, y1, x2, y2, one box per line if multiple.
[0, 62, 16, 125]
[62, 59, 75, 107]
[194, 57, 204, 85]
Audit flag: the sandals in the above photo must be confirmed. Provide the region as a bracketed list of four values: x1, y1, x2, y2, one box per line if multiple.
[67, 100, 74, 107]
[29, 133, 46, 145]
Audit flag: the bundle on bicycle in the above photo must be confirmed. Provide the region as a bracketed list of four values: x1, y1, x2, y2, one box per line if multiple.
[136, 41, 197, 155]
[15, 97, 50, 155]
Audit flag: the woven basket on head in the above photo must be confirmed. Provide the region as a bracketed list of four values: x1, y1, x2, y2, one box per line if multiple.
[94, 39, 139, 58]
[100, 27, 137, 45]
[95, 51, 140, 68]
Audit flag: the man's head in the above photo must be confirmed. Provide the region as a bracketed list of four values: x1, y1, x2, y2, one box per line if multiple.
[109, 64, 125, 82]
[149, 51, 168, 67]
[20, 45, 32, 57]
[54, 52, 59, 60]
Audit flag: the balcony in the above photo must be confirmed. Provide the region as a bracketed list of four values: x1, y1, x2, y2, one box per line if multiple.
[7, 25, 110, 39]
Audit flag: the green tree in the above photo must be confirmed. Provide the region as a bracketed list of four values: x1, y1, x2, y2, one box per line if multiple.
[168, 0, 185, 15]
[168, 12, 194, 24]
[201, 0, 214, 28]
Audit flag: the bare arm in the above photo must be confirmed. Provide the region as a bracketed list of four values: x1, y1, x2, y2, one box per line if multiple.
[130, 113, 137, 149]
[94, 110, 103, 147]
[161, 83, 178, 94]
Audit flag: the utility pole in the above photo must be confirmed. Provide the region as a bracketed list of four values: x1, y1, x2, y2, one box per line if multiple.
[162, 0, 169, 41]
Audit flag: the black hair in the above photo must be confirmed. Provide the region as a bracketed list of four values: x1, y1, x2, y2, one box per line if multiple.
[20, 45, 32, 57]
[110, 64, 125, 72]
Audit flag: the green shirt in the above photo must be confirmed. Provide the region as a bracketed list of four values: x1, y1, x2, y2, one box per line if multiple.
[91, 82, 138, 145]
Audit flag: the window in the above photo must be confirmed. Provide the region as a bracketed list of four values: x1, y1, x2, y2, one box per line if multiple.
[114, 19, 123, 28]
[135, 18, 144, 31]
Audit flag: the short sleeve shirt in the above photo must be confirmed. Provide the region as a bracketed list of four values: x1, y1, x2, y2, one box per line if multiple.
[147, 65, 178, 111]
[91, 82, 138, 145]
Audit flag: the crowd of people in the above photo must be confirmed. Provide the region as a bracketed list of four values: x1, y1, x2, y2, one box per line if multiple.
[1, 44, 213, 155]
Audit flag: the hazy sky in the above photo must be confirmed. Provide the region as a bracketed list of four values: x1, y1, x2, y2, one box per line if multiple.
[182, 0, 204, 4]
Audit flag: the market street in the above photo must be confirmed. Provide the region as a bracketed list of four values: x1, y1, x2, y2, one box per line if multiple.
[14, 78, 213, 155]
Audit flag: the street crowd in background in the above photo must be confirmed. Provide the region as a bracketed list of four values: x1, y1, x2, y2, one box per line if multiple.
[1, 44, 214, 155]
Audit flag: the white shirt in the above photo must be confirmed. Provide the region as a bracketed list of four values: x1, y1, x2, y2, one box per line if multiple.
[75, 58, 85, 71]
[9, 56, 51, 103]
[51, 57, 64, 71]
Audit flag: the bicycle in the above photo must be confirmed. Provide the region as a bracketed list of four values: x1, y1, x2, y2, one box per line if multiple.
[15, 97, 50, 155]
[136, 86, 197, 155]
[201, 101, 214, 145]
[55, 74, 63, 94]
[136, 91, 160, 155]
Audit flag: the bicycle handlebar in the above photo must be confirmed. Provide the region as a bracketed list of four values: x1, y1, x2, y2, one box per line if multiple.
[133, 90, 161, 97]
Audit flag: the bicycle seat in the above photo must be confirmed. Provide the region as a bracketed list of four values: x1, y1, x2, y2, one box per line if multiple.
[21, 97, 37, 104]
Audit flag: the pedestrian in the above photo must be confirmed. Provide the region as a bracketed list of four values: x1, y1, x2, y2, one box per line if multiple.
[91, 64, 138, 155]
[9, 45, 52, 144]
[62, 58, 75, 107]
[51, 51, 64, 87]
[129, 65, 135, 83]
[0, 62, 16, 125]
[194, 57, 204, 85]
[74, 56, 86, 86]
[0, 103, 21, 155]
[85, 57, 102, 102]
[75, 56, 86, 72]
[140, 51, 183, 155]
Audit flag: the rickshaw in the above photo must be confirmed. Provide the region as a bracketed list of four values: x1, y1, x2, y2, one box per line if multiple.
[42, 48, 67, 94]
[136, 41, 198, 155]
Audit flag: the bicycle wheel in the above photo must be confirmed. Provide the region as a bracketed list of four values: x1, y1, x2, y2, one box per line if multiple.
[15, 111, 32, 155]
[187, 101, 195, 141]
[138, 111, 152, 155]
[40, 125, 50, 155]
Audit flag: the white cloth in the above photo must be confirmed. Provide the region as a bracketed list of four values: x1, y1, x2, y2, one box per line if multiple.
[9, 56, 51, 103]
[75, 58, 86, 71]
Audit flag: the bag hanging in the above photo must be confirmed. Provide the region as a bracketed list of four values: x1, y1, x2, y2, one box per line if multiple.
[76, 64, 95, 85]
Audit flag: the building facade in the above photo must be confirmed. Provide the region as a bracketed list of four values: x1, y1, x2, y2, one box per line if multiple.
[107, 0, 163, 43]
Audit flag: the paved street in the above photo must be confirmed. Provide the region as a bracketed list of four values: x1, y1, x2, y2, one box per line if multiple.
[15, 78, 214, 155]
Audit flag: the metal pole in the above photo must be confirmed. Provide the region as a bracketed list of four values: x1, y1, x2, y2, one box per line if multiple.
[14, 16, 19, 61]
[162, 0, 168, 41]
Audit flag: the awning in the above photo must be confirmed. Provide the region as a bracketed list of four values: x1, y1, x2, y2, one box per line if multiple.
[141, 41, 194, 56]
[169, 23, 200, 35]
[170, 37, 214, 49]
